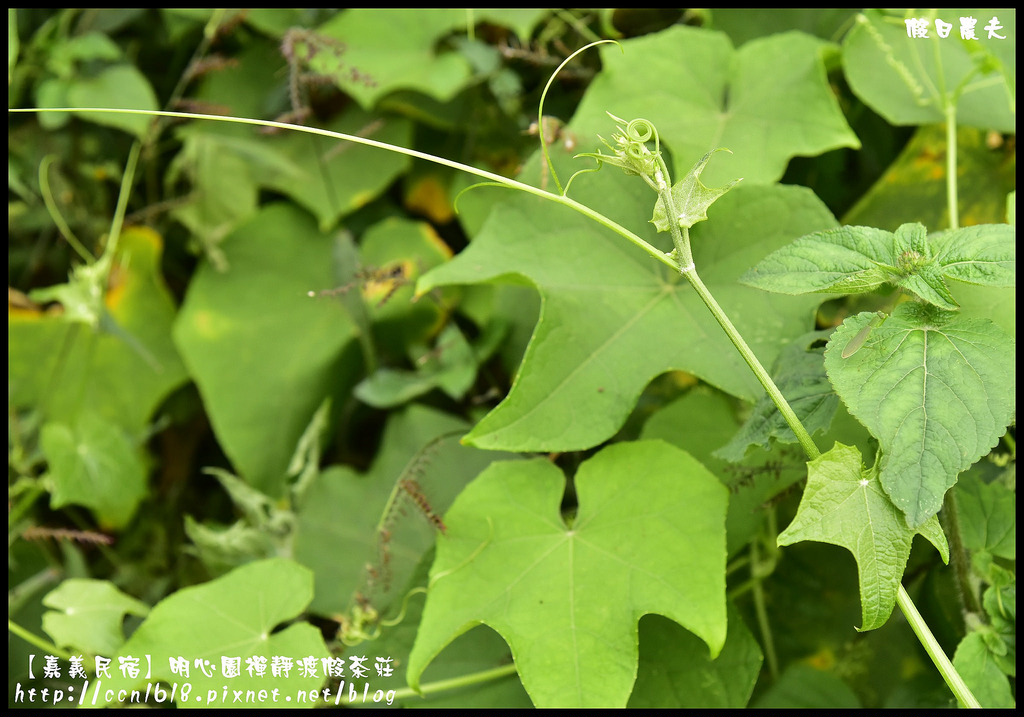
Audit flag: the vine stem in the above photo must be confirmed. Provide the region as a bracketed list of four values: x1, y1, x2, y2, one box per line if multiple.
[9, 108, 677, 276]
[8, 619, 74, 661]
[683, 267, 820, 461]
[387, 663, 519, 703]
[897, 585, 980, 708]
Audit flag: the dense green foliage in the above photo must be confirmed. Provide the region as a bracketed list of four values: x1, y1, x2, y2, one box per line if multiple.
[9, 9, 1015, 709]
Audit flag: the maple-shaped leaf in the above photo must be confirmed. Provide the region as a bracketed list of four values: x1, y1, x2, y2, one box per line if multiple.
[419, 172, 836, 452]
[572, 25, 859, 188]
[651, 149, 741, 231]
[777, 443, 949, 631]
[407, 440, 728, 708]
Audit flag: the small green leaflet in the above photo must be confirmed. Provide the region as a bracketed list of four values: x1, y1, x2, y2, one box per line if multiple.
[841, 311, 886, 358]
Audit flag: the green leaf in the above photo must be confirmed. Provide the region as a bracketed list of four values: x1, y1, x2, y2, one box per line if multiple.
[419, 179, 837, 452]
[99, 558, 328, 708]
[310, 9, 474, 109]
[843, 9, 1015, 133]
[65, 64, 159, 139]
[777, 443, 949, 631]
[651, 149, 740, 231]
[825, 303, 1016, 527]
[356, 216, 454, 357]
[740, 224, 897, 295]
[166, 129, 261, 256]
[42, 579, 149, 656]
[254, 110, 414, 231]
[172, 204, 358, 495]
[641, 388, 810, 557]
[952, 632, 1016, 708]
[41, 412, 147, 529]
[8, 8, 18, 85]
[741, 221, 1013, 310]
[573, 25, 859, 187]
[629, 608, 762, 708]
[182, 468, 295, 574]
[408, 440, 728, 708]
[930, 224, 1016, 288]
[956, 472, 1016, 560]
[44, 31, 124, 78]
[355, 323, 476, 408]
[898, 262, 960, 310]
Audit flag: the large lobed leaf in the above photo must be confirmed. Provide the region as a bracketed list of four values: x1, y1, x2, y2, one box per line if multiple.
[419, 179, 836, 452]
[573, 25, 859, 188]
[408, 440, 728, 708]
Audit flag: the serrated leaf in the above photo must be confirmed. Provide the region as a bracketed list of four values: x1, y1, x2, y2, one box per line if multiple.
[419, 179, 836, 452]
[898, 261, 959, 310]
[824, 303, 1015, 527]
[42, 579, 150, 656]
[952, 632, 1016, 708]
[956, 472, 1016, 560]
[99, 559, 327, 708]
[742, 221, 1009, 310]
[777, 443, 949, 631]
[740, 225, 896, 294]
[408, 440, 728, 708]
[572, 26, 859, 188]
[931, 224, 1016, 288]
[651, 149, 740, 231]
